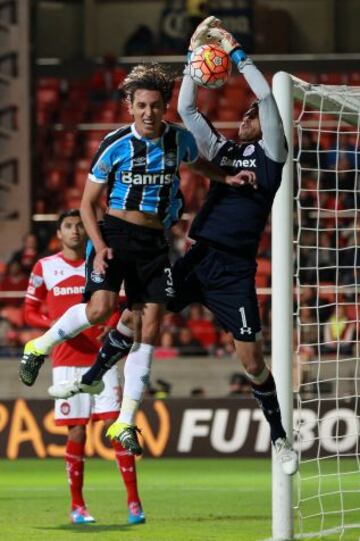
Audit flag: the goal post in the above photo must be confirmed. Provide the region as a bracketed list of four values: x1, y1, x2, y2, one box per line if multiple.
[272, 72, 360, 540]
[272, 71, 295, 541]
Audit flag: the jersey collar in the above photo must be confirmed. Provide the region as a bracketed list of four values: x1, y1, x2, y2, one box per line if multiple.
[59, 252, 84, 267]
[131, 121, 169, 142]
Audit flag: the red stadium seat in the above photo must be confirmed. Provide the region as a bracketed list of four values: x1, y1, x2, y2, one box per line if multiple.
[294, 72, 318, 84]
[36, 87, 59, 109]
[38, 77, 61, 90]
[319, 72, 347, 85]
[73, 165, 88, 190]
[348, 72, 360, 86]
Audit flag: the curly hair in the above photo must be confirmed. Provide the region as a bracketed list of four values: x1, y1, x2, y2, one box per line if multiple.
[121, 63, 175, 105]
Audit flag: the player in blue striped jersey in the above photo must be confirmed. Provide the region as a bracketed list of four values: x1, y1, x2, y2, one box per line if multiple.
[53, 20, 298, 474]
[20, 63, 254, 454]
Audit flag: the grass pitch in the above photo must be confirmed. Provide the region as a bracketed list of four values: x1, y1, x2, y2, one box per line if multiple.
[0, 458, 359, 541]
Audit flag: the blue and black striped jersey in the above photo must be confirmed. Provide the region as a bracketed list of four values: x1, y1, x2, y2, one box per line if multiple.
[89, 122, 199, 229]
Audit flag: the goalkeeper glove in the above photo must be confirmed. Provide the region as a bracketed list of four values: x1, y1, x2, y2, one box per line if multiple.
[207, 26, 247, 65]
[189, 15, 221, 51]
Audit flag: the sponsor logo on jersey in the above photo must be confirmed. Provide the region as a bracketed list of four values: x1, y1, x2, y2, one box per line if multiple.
[30, 273, 44, 288]
[243, 144, 255, 157]
[122, 171, 173, 185]
[53, 285, 85, 296]
[220, 157, 257, 168]
[91, 271, 105, 283]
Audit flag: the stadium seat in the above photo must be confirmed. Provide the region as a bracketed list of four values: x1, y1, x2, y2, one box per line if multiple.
[52, 131, 78, 160]
[319, 72, 347, 85]
[294, 72, 317, 84]
[36, 87, 59, 109]
[73, 165, 88, 190]
[348, 72, 360, 86]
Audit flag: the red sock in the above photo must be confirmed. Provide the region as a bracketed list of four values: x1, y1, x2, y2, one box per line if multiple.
[65, 439, 85, 510]
[112, 440, 141, 505]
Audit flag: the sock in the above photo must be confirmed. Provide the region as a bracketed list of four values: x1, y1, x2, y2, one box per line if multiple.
[250, 371, 286, 444]
[65, 439, 86, 509]
[118, 342, 154, 425]
[33, 304, 91, 354]
[112, 440, 141, 505]
[81, 327, 133, 385]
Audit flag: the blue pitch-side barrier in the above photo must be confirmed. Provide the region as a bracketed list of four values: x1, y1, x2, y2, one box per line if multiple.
[0, 398, 358, 459]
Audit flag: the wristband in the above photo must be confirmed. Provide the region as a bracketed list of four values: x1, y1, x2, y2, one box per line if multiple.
[230, 47, 247, 64]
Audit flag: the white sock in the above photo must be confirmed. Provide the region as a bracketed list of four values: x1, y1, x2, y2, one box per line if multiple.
[33, 304, 91, 354]
[116, 320, 134, 338]
[243, 365, 270, 385]
[119, 342, 154, 425]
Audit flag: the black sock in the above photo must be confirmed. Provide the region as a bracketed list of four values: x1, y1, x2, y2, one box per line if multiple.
[81, 329, 133, 385]
[250, 372, 286, 444]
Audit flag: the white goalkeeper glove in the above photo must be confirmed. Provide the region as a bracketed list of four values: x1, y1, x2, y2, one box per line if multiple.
[189, 16, 221, 51]
[207, 26, 248, 65]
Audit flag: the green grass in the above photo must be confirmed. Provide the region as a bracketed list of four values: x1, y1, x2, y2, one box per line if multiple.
[0, 458, 359, 541]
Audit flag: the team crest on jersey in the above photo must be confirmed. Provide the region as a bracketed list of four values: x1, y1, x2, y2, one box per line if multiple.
[30, 273, 43, 288]
[60, 402, 71, 415]
[243, 144, 255, 157]
[164, 152, 177, 167]
[91, 271, 105, 283]
[98, 161, 111, 174]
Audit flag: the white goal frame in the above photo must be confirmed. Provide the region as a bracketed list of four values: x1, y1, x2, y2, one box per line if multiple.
[271, 71, 360, 540]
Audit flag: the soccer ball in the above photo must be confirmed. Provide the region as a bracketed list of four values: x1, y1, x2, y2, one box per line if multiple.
[189, 44, 231, 89]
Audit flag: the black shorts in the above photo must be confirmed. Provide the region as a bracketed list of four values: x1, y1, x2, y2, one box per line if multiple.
[84, 214, 174, 307]
[168, 242, 261, 342]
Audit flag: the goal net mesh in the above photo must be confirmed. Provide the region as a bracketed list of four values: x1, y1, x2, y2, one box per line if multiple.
[293, 76, 360, 539]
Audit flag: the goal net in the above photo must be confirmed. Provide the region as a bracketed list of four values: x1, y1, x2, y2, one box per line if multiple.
[274, 73, 360, 540]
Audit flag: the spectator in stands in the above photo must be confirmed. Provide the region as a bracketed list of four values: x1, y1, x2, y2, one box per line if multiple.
[148, 379, 172, 399]
[190, 386, 207, 397]
[298, 306, 318, 361]
[0, 260, 28, 308]
[339, 228, 360, 285]
[215, 329, 235, 358]
[318, 231, 337, 282]
[89, 54, 126, 102]
[298, 230, 317, 284]
[323, 304, 355, 356]
[296, 285, 331, 323]
[325, 133, 360, 171]
[11, 233, 40, 275]
[228, 373, 252, 396]
[186, 303, 218, 351]
[175, 326, 207, 356]
[295, 130, 326, 170]
[156, 330, 178, 359]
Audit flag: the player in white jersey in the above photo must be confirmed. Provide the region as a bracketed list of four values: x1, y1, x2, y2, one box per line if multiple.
[24, 210, 145, 525]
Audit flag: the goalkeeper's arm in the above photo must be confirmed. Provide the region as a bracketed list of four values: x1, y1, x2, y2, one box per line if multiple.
[177, 71, 226, 161]
[208, 26, 288, 163]
[178, 16, 228, 161]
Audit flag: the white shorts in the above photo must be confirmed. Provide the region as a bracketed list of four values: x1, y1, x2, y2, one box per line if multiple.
[53, 365, 121, 426]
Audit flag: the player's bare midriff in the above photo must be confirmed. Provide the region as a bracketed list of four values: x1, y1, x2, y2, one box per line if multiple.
[107, 208, 163, 230]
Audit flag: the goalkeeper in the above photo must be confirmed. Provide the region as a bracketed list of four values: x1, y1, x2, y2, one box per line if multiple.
[169, 17, 297, 474]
